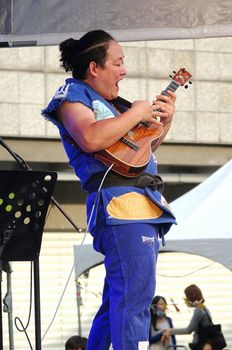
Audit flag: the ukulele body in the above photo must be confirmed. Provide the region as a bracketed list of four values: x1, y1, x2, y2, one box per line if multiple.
[95, 123, 163, 177]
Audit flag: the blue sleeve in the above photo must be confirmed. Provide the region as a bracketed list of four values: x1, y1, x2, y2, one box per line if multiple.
[149, 329, 163, 344]
[149, 316, 176, 344]
[57, 82, 93, 109]
[41, 81, 93, 125]
[168, 317, 177, 346]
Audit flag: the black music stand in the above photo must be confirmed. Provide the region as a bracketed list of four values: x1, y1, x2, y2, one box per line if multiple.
[0, 170, 57, 350]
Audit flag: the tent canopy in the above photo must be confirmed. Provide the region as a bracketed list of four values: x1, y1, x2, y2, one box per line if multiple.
[1, 0, 232, 47]
[169, 159, 232, 241]
[163, 159, 232, 271]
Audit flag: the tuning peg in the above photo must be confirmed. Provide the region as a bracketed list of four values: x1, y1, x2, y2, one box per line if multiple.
[184, 85, 188, 89]
[189, 81, 192, 84]
[169, 74, 173, 78]
[173, 70, 176, 74]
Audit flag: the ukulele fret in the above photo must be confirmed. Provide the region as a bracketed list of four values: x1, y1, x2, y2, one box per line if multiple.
[162, 81, 179, 95]
[120, 137, 139, 151]
[142, 80, 180, 124]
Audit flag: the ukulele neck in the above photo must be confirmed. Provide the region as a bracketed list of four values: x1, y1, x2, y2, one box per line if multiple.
[162, 80, 180, 96]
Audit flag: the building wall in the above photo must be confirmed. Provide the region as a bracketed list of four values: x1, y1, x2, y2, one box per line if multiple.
[0, 37, 232, 145]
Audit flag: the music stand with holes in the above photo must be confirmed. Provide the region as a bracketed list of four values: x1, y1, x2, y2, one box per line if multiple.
[0, 170, 57, 350]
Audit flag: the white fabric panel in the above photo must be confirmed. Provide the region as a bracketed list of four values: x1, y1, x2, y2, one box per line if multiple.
[169, 159, 232, 240]
[1, 0, 232, 46]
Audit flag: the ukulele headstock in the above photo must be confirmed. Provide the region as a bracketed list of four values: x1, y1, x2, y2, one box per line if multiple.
[170, 68, 192, 88]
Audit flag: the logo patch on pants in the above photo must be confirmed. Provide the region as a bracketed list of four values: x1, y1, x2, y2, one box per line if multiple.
[142, 236, 155, 245]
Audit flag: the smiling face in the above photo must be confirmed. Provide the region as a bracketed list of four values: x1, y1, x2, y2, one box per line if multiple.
[85, 40, 127, 100]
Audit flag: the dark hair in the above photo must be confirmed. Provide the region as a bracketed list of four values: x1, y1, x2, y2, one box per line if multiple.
[59, 30, 114, 80]
[184, 284, 204, 303]
[150, 295, 167, 330]
[152, 295, 167, 307]
[65, 335, 87, 350]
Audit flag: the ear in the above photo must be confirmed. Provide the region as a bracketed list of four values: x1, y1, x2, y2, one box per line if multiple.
[89, 61, 98, 77]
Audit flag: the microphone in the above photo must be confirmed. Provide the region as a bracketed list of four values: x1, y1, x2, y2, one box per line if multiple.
[0, 136, 30, 170]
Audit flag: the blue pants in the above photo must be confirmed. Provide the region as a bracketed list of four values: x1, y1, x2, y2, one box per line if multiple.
[87, 214, 160, 350]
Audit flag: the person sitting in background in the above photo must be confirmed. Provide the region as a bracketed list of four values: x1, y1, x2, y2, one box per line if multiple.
[65, 335, 87, 350]
[149, 295, 176, 350]
[162, 284, 213, 350]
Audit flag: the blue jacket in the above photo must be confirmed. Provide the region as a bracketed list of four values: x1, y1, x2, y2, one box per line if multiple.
[42, 78, 176, 234]
[149, 316, 177, 347]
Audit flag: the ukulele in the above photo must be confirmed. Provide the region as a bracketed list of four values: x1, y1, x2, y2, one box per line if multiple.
[95, 68, 192, 177]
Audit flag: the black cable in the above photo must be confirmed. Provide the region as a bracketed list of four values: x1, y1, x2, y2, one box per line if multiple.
[157, 261, 215, 278]
[14, 262, 34, 350]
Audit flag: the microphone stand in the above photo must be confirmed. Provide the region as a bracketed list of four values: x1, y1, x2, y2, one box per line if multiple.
[0, 136, 82, 349]
[2, 262, 14, 350]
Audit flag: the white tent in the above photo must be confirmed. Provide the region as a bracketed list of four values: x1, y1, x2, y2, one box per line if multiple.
[164, 158, 232, 271]
[74, 159, 232, 277]
[1, 0, 232, 47]
[169, 159, 232, 240]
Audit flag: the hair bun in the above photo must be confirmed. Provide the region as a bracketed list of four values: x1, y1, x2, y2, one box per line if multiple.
[59, 38, 78, 55]
[59, 38, 79, 72]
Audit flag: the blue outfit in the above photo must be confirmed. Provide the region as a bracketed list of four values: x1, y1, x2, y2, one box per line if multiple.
[42, 78, 176, 350]
[149, 316, 176, 349]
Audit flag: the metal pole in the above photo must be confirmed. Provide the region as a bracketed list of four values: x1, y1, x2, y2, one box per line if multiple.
[76, 280, 82, 336]
[0, 259, 3, 350]
[3, 262, 14, 350]
[34, 258, 41, 350]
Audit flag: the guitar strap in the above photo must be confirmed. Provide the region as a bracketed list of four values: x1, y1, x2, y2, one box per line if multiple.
[85, 171, 164, 194]
[110, 96, 132, 111]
